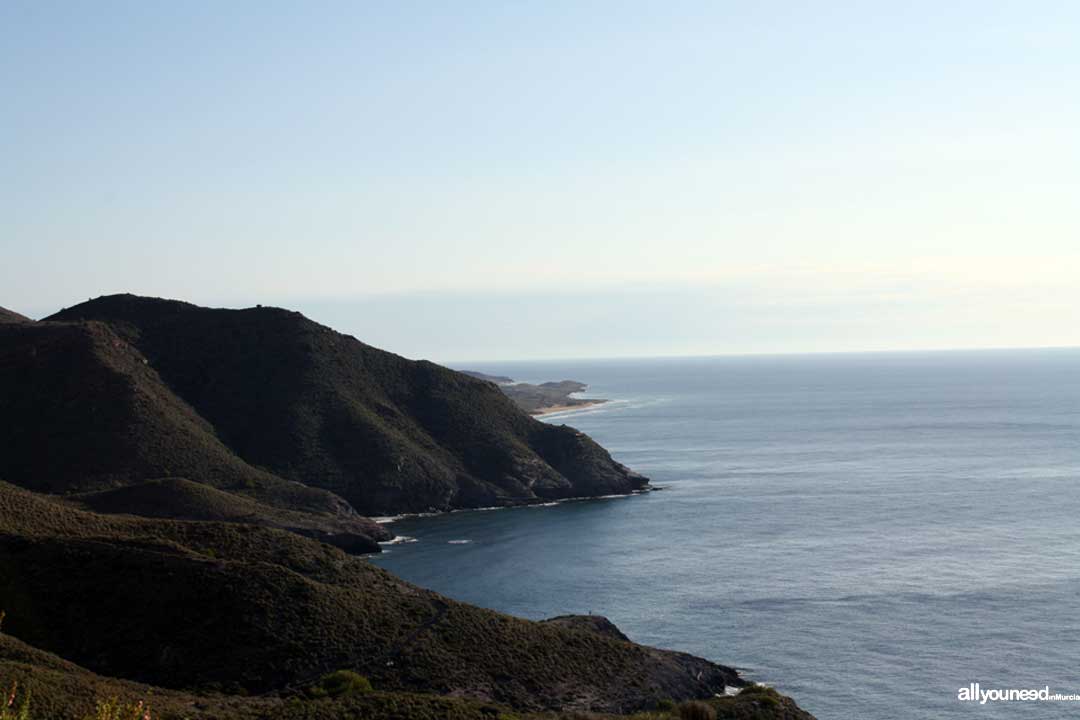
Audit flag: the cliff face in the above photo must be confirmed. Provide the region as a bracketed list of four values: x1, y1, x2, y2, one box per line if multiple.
[43, 294, 647, 514]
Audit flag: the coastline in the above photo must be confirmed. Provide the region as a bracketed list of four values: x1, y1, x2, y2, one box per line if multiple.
[372, 486, 657, 527]
[532, 399, 608, 416]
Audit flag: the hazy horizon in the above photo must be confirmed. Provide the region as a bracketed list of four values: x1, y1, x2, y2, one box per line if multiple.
[5, 2, 1079, 360]
[11, 289, 1080, 364]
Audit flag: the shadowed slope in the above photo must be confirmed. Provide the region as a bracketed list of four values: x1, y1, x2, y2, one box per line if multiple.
[49, 294, 648, 515]
[71, 478, 390, 552]
[0, 482, 746, 714]
[0, 633, 816, 720]
[0, 632, 528, 720]
[0, 320, 388, 549]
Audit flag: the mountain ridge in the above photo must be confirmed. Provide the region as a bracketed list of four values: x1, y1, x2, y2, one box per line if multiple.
[45, 294, 648, 515]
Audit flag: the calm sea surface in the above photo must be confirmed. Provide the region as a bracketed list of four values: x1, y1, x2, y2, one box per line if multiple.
[372, 350, 1080, 719]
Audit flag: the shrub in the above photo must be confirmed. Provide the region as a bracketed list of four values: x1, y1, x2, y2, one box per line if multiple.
[677, 700, 716, 720]
[656, 698, 676, 711]
[85, 698, 152, 720]
[735, 684, 781, 709]
[316, 670, 372, 698]
[1, 680, 31, 720]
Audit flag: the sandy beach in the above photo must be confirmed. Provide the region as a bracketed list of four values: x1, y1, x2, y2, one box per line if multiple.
[532, 399, 608, 416]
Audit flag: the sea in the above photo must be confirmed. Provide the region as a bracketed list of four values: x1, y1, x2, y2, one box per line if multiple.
[372, 349, 1080, 719]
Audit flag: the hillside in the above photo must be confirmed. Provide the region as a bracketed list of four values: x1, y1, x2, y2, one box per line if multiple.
[0, 482, 816, 718]
[0, 319, 388, 551]
[0, 634, 814, 720]
[0, 306, 30, 323]
[46, 294, 647, 515]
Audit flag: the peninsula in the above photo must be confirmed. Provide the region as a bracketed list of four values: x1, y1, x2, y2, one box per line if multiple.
[461, 371, 609, 415]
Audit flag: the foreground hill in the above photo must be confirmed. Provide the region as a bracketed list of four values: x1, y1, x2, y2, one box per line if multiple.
[0, 319, 388, 551]
[0, 482, 814, 719]
[0, 634, 814, 720]
[46, 294, 647, 514]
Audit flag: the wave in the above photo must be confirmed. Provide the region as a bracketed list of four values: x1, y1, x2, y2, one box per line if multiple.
[373, 512, 441, 524]
[378, 535, 418, 545]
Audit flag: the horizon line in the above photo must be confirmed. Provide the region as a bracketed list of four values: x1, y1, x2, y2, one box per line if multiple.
[438, 343, 1080, 367]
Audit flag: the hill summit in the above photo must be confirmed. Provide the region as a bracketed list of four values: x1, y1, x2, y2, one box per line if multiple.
[0, 292, 646, 549]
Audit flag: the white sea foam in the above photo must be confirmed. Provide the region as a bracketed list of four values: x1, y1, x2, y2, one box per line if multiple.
[378, 535, 418, 545]
[373, 510, 442, 524]
[447, 539, 472, 544]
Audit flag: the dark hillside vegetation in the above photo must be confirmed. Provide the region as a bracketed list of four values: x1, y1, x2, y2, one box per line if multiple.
[47, 294, 647, 514]
[0, 633, 813, 720]
[0, 482, 817, 718]
[0, 320, 387, 551]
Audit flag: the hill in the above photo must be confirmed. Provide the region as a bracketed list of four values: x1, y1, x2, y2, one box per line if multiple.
[0, 633, 814, 720]
[45, 294, 647, 515]
[508, 380, 607, 414]
[0, 482, 819, 718]
[0, 306, 30, 323]
[0, 319, 388, 551]
[461, 371, 610, 414]
[460, 371, 611, 415]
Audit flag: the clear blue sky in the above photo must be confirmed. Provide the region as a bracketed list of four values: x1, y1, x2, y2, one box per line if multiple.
[4, 2, 1078, 361]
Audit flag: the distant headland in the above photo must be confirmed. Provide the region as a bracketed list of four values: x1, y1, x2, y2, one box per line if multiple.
[460, 371, 608, 415]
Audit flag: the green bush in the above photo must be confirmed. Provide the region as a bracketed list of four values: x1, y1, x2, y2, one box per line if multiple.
[316, 670, 373, 698]
[678, 700, 716, 720]
[656, 698, 676, 711]
[735, 684, 781, 708]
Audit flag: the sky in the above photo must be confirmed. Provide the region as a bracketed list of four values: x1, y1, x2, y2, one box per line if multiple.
[3, 1, 1078, 361]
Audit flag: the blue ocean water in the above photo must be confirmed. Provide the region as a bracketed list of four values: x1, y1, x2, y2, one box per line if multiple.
[373, 350, 1080, 719]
